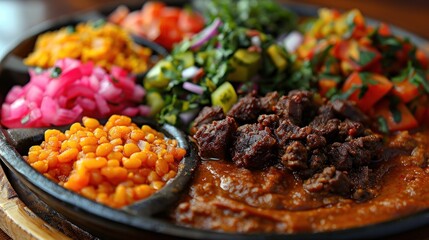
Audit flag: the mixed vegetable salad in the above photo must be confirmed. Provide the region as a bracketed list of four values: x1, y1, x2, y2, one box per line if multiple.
[294, 9, 429, 132]
[1, 0, 429, 134]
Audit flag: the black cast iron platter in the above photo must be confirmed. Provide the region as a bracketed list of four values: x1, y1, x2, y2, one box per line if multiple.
[0, 1, 429, 239]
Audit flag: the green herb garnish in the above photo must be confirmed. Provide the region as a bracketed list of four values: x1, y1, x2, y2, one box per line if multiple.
[50, 66, 62, 78]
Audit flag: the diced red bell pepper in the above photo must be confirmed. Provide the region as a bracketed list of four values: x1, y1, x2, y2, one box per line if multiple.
[342, 72, 393, 112]
[392, 79, 419, 103]
[416, 49, 429, 69]
[318, 78, 338, 97]
[373, 100, 418, 131]
[378, 23, 392, 36]
[334, 40, 381, 71]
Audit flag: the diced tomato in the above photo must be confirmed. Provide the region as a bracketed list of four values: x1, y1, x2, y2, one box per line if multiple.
[416, 49, 429, 69]
[342, 72, 393, 112]
[121, 11, 143, 35]
[365, 61, 383, 74]
[412, 95, 429, 124]
[392, 79, 419, 103]
[333, 40, 356, 61]
[349, 10, 367, 39]
[373, 100, 418, 131]
[318, 78, 338, 97]
[378, 23, 391, 36]
[179, 10, 205, 34]
[160, 7, 181, 22]
[414, 106, 429, 124]
[395, 42, 413, 64]
[109, 2, 205, 51]
[140, 2, 166, 26]
[108, 5, 130, 25]
[156, 18, 184, 50]
[334, 40, 380, 70]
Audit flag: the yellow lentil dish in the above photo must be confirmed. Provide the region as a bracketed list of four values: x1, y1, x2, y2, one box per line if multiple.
[24, 115, 186, 208]
[24, 21, 152, 74]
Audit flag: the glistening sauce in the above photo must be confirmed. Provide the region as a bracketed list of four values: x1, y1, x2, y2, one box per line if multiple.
[173, 130, 429, 233]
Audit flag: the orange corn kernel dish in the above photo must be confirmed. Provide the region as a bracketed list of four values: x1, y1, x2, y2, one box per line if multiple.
[24, 115, 186, 208]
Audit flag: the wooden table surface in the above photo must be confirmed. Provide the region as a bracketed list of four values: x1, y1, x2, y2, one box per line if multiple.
[0, 0, 429, 239]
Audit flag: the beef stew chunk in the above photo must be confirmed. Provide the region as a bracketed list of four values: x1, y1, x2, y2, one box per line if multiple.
[259, 91, 279, 113]
[192, 90, 385, 200]
[280, 141, 308, 170]
[194, 117, 237, 160]
[191, 106, 225, 132]
[231, 124, 278, 169]
[227, 94, 262, 123]
[303, 166, 352, 196]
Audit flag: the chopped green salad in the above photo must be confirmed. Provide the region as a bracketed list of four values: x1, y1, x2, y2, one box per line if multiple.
[143, 19, 299, 127]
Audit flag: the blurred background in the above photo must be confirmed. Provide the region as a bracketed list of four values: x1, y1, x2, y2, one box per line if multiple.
[0, 0, 428, 59]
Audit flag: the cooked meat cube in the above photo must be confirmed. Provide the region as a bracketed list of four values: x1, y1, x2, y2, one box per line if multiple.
[274, 95, 289, 117]
[317, 104, 336, 121]
[303, 166, 352, 196]
[350, 166, 370, 189]
[280, 141, 308, 170]
[310, 118, 340, 142]
[350, 135, 384, 165]
[328, 142, 355, 171]
[191, 90, 385, 200]
[192, 106, 225, 131]
[227, 95, 261, 123]
[275, 119, 312, 145]
[338, 119, 365, 139]
[285, 90, 318, 126]
[328, 135, 383, 170]
[257, 114, 279, 130]
[194, 117, 237, 160]
[309, 105, 335, 131]
[331, 99, 369, 125]
[260, 91, 279, 113]
[350, 166, 376, 201]
[309, 149, 328, 170]
[232, 124, 277, 168]
[306, 134, 327, 149]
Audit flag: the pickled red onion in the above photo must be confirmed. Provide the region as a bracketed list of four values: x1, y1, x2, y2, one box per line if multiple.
[1, 58, 148, 128]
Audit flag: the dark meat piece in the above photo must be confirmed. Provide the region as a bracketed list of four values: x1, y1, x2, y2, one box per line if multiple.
[192, 106, 225, 131]
[328, 135, 384, 171]
[194, 117, 237, 160]
[227, 95, 261, 123]
[260, 91, 279, 113]
[306, 134, 327, 149]
[231, 124, 277, 169]
[310, 118, 340, 142]
[338, 119, 365, 139]
[280, 141, 308, 171]
[257, 114, 279, 130]
[303, 166, 352, 196]
[309, 149, 327, 171]
[317, 104, 336, 121]
[331, 99, 369, 126]
[286, 90, 318, 126]
[274, 95, 289, 117]
[275, 119, 312, 145]
[350, 166, 376, 201]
